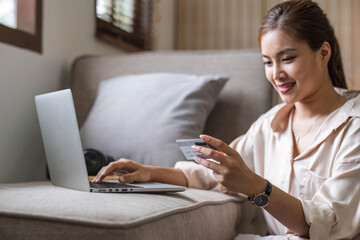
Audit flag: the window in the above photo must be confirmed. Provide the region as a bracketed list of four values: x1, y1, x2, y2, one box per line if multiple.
[0, 0, 42, 53]
[95, 0, 152, 51]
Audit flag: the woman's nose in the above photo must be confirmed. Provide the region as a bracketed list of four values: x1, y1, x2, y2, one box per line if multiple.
[273, 64, 285, 80]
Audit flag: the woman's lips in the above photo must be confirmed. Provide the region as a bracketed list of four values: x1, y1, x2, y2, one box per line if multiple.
[277, 82, 296, 93]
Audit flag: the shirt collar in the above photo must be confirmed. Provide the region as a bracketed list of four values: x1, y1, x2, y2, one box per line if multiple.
[334, 87, 360, 118]
[271, 88, 360, 133]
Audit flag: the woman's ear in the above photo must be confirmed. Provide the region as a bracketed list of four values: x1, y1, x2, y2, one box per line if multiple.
[319, 41, 331, 66]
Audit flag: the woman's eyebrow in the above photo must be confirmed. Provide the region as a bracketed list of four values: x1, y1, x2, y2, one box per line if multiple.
[262, 48, 298, 58]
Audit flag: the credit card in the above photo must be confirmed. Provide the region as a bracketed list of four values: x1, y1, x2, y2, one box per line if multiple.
[176, 139, 209, 160]
[176, 139, 220, 164]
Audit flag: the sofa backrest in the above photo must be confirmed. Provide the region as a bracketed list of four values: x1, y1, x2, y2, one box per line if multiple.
[70, 50, 274, 144]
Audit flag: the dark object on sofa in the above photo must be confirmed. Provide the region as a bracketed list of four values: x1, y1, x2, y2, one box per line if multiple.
[83, 148, 115, 175]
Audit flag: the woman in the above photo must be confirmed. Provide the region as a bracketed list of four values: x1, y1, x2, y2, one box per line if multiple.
[93, 0, 360, 239]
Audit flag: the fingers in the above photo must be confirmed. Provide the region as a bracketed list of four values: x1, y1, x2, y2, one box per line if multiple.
[192, 144, 226, 164]
[192, 134, 240, 173]
[200, 134, 235, 157]
[194, 156, 223, 173]
[92, 158, 137, 183]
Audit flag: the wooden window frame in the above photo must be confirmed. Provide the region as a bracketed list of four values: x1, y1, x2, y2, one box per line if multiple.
[95, 0, 152, 51]
[0, 0, 42, 54]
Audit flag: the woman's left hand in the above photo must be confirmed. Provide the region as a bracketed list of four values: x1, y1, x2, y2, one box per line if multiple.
[192, 134, 266, 196]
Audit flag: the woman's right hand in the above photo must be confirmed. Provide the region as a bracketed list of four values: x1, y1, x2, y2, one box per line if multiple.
[92, 158, 151, 184]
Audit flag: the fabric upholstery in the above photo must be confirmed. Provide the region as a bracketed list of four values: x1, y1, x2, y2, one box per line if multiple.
[71, 50, 274, 144]
[0, 182, 256, 240]
[80, 73, 227, 167]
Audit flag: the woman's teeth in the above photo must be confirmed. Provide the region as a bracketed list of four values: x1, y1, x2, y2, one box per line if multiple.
[278, 82, 296, 93]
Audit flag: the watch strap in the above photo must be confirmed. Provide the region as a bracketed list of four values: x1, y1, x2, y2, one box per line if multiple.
[265, 180, 272, 197]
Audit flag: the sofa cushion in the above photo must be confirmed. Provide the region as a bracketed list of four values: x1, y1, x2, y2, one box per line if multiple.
[71, 51, 273, 145]
[0, 181, 249, 240]
[80, 73, 227, 167]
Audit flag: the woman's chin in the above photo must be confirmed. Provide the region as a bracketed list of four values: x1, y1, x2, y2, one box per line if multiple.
[278, 94, 296, 105]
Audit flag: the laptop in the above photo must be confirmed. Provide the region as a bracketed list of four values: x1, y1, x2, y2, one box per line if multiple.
[35, 89, 185, 193]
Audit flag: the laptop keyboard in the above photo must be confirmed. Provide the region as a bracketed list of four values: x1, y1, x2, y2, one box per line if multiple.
[90, 182, 142, 189]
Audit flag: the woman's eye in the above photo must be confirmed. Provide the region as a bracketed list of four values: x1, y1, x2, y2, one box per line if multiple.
[282, 56, 296, 62]
[263, 61, 272, 66]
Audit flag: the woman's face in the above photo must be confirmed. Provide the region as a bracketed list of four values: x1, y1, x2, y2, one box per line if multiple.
[260, 29, 327, 104]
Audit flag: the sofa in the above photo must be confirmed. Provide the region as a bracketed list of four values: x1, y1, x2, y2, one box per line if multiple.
[0, 50, 274, 240]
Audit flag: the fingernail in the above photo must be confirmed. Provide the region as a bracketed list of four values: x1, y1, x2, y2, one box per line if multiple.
[192, 145, 199, 151]
[199, 135, 206, 140]
[119, 176, 125, 182]
[194, 156, 200, 163]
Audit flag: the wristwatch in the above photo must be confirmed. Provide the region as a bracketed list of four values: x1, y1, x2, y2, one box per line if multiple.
[248, 180, 272, 208]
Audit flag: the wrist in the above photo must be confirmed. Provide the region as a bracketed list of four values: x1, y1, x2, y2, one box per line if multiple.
[248, 175, 267, 197]
[147, 165, 157, 182]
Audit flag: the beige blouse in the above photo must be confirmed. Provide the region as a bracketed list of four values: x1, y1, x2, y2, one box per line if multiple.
[175, 89, 360, 240]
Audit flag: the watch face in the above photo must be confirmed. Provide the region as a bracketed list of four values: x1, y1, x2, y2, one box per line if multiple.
[253, 194, 269, 207]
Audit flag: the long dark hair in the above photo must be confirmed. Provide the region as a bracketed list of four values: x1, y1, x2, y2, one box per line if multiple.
[259, 0, 347, 89]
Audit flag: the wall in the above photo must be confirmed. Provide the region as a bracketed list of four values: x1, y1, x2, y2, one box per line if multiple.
[152, 0, 176, 50]
[0, 0, 176, 184]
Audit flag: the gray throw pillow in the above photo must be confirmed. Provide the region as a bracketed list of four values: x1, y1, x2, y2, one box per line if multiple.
[80, 73, 228, 167]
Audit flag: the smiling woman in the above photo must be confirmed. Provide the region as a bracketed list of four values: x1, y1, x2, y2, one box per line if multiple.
[260, 29, 336, 105]
[0, 0, 42, 53]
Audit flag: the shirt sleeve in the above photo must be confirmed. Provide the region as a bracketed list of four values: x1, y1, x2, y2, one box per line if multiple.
[301, 120, 360, 240]
[174, 161, 222, 191]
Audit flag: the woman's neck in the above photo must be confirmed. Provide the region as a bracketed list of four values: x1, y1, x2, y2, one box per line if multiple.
[291, 85, 347, 156]
[294, 85, 346, 120]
